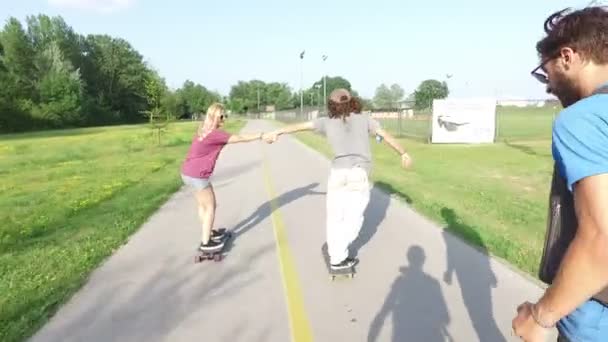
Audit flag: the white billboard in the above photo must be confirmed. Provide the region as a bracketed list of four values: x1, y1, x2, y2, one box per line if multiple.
[431, 98, 497, 144]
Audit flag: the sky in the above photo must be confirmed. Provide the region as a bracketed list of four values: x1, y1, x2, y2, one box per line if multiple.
[0, 0, 600, 100]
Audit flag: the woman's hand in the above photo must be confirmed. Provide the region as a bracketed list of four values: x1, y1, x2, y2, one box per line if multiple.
[401, 153, 412, 169]
[263, 132, 279, 144]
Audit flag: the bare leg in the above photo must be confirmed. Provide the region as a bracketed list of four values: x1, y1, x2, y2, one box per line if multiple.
[195, 185, 216, 244]
[197, 205, 209, 243]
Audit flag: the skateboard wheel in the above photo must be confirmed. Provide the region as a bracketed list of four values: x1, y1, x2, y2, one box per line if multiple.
[214, 254, 221, 262]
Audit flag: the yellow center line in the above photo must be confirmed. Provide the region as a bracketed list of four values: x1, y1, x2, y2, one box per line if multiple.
[261, 148, 314, 342]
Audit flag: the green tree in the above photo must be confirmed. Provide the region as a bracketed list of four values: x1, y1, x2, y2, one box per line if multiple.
[26, 15, 85, 82]
[0, 18, 36, 101]
[373, 84, 391, 108]
[143, 72, 172, 145]
[373, 83, 405, 109]
[414, 79, 449, 110]
[0, 40, 29, 132]
[290, 75, 356, 110]
[176, 80, 220, 117]
[390, 84, 405, 103]
[144, 70, 167, 109]
[30, 42, 83, 127]
[309, 76, 353, 105]
[0, 14, 188, 132]
[82, 35, 150, 123]
[228, 80, 267, 113]
[227, 97, 244, 114]
[360, 97, 374, 111]
[161, 90, 180, 119]
[312, 76, 352, 94]
[264, 82, 292, 110]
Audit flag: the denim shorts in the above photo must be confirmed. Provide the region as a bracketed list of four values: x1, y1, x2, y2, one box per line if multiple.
[180, 173, 210, 190]
[558, 299, 608, 341]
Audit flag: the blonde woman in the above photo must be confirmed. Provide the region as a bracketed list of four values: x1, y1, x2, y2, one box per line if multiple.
[181, 103, 266, 252]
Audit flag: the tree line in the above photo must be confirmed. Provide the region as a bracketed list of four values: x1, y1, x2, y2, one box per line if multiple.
[0, 14, 225, 133]
[292, 77, 449, 112]
[0, 14, 448, 133]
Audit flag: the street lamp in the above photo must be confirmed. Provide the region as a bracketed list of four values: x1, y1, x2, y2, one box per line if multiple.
[300, 50, 305, 116]
[445, 74, 453, 99]
[314, 83, 322, 113]
[322, 55, 328, 114]
[257, 87, 260, 112]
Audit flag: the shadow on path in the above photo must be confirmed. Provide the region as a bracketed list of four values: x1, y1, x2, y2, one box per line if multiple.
[368, 245, 453, 342]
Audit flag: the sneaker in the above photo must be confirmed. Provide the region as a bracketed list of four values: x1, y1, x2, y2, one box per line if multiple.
[330, 257, 358, 270]
[211, 229, 226, 241]
[199, 239, 225, 252]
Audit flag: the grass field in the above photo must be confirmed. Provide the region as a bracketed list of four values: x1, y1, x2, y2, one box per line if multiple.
[0, 105, 558, 341]
[285, 106, 559, 278]
[496, 106, 557, 141]
[0, 119, 245, 342]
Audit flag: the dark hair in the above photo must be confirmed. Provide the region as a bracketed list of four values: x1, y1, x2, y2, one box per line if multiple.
[536, 6, 608, 64]
[352, 97, 362, 114]
[328, 97, 362, 120]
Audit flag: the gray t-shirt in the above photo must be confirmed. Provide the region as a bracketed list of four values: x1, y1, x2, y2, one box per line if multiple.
[312, 113, 381, 172]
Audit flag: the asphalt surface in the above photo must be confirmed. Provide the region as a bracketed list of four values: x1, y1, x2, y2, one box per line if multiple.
[30, 120, 557, 342]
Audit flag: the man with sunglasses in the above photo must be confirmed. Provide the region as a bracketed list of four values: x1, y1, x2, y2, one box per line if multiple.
[512, 6, 608, 342]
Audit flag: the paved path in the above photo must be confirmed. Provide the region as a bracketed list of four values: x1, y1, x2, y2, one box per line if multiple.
[30, 120, 557, 342]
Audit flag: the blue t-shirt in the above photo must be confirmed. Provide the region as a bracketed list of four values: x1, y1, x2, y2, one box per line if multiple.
[552, 88, 608, 192]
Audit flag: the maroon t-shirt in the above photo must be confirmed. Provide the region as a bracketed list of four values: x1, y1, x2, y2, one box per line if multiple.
[181, 129, 231, 179]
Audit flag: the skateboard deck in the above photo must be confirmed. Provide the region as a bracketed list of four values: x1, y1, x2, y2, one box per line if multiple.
[321, 244, 356, 281]
[194, 229, 232, 263]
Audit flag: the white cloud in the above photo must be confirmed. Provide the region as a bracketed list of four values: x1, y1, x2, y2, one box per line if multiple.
[48, 0, 136, 13]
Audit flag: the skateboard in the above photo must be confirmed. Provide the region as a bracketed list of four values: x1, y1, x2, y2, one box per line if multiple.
[321, 244, 356, 281]
[194, 228, 232, 263]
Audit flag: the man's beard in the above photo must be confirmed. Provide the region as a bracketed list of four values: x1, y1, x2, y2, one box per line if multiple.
[549, 72, 581, 108]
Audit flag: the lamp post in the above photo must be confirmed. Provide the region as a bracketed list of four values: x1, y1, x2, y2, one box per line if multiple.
[300, 50, 305, 116]
[322, 54, 328, 114]
[315, 84, 322, 114]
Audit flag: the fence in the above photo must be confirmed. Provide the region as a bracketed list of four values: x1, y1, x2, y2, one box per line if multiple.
[267, 107, 432, 141]
[264, 105, 559, 143]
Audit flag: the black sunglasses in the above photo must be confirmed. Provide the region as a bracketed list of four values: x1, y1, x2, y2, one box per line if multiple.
[530, 50, 565, 84]
[530, 58, 552, 84]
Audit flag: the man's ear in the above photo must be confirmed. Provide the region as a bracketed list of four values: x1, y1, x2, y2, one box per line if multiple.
[560, 47, 579, 70]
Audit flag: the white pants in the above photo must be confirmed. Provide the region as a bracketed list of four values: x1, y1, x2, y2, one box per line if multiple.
[326, 167, 371, 264]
